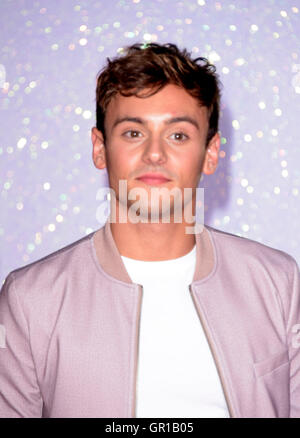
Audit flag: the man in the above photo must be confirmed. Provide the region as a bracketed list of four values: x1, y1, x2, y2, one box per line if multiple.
[0, 43, 299, 418]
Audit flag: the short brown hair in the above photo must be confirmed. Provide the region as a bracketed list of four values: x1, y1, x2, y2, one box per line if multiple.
[95, 42, 222, 146]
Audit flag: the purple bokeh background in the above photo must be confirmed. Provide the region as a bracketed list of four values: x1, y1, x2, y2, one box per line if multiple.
[1, 0, 300, 285]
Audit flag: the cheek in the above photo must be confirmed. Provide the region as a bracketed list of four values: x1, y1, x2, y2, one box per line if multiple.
[106, 145, 137, 178]
[175, 153, 204, 181]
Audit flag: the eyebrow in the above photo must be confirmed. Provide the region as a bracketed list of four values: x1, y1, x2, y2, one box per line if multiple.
[112, 116, 199, 130]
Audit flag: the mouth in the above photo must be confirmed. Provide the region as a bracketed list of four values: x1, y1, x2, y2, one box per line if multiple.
[136, 173, 171, 186]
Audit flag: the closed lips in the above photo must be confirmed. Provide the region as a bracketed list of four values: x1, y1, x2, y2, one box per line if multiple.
[136, 173, 171, 181]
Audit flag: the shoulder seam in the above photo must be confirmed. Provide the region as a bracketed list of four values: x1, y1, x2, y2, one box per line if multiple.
[11, 233, 95, 279]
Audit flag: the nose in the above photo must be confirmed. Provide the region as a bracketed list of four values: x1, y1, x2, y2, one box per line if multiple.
[141, 136, 167, 166]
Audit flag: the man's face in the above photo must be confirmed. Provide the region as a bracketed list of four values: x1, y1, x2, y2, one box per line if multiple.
[92, 83, 220, 222]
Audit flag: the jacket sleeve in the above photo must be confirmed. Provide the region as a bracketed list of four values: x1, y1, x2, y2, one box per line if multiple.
[0, 272, 43, 417]
[285, 257, 300, 418]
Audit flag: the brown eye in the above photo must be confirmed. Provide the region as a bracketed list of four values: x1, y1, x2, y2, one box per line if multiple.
[124, 130, 142, 138]
[170, 132, 188, 141]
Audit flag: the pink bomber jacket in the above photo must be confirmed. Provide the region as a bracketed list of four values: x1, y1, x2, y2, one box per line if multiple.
[0, 219, 299, 418]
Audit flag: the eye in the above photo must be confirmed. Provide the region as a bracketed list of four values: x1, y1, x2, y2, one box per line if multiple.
[123, 130, 143, 139]
[169, 132, 189, 142]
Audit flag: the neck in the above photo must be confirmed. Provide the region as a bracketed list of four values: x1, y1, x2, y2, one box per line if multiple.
[109, 202, 197, 261]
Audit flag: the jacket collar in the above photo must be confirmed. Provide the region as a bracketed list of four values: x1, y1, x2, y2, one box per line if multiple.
[92, 219, 215, 284]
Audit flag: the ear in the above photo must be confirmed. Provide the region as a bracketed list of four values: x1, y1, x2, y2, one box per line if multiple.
[202, 132, 221, 175]
[91, 127, 106, 170]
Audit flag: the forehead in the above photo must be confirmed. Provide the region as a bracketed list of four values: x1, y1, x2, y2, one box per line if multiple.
[105, 84, 208, 126]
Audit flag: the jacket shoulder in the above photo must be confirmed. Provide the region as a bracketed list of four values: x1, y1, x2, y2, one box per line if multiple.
[2, 231, 96, 301]
[205, 224, 298, 272]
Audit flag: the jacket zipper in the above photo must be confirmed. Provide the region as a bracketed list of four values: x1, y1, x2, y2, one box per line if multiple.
[189, 284, 236, 418]
[132, 283, 235, 417]
[132, 283, 143, 418]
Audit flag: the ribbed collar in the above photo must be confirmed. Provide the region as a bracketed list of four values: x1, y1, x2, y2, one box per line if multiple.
[92, 219, 215, 284]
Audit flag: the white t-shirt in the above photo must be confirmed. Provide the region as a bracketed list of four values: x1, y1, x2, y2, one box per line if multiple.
[121, 244, 230, 418]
